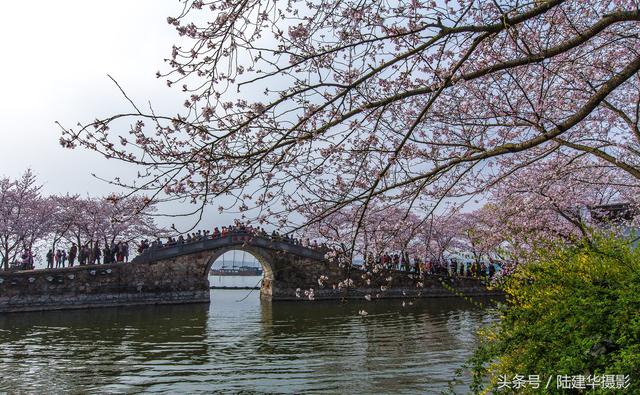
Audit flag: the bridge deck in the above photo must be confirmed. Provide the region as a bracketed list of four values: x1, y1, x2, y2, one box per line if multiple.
[132, 233, 327, 264]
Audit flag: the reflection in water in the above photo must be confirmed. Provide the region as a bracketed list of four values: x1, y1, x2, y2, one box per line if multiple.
[0, 304, 210, 393]
[0, 279, 496, 394]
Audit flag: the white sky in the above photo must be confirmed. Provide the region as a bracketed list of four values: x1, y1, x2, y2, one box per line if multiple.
[0, 1, 239, 230]
[0, 1, 480, 236]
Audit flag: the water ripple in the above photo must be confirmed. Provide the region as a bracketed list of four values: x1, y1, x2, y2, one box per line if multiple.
[0, 286, 496, 394]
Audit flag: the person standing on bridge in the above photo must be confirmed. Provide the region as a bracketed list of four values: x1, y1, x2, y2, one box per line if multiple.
[93, 242, 101, 265]
[46, 249, 54, 269]
[78, 245, 85, 265]
[54, 250, 61, 268]
[68, 244, 77, 267]
[20, 249, 33, 270]
[86, 243, 92, 265]
[114, 242, 121, 262]
[121, 242, 129, 262]
[111, 242, 118, 262]
[103, 244, 112, 264]
[137, 239, 148, 254]
[57, 249, 64, 268]
[78, 245, 89, 266]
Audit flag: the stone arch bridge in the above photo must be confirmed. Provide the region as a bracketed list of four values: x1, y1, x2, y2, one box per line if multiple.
[0, 233, 500, 313]
[131, 233, 339, 301]
[0, 233, 341, 312]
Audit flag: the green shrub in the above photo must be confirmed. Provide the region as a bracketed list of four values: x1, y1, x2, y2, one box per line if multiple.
[470, 233, 640, 394]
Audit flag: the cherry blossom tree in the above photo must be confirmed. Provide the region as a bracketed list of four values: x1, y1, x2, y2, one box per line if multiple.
[0, 170, 47, 270]
[64, 194, 165, 251]
[0, 170, 167, 271]
[48, 194, 83, 253]
[64, 197, 102, 250]
[304, 203, 423, 257]
[453, 210, 504, 265]
[98, 194, 166, 246]
[418, 211, 465, 264]
[20, 196, 58, 261]
[59, 1, 640, 249]
[477, 154, 640, 254]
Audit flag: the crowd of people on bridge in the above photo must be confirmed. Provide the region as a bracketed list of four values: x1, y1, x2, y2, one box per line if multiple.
[16, 249, 35, 271]
[138, 223, 328, 254]
[8, 221, 504, 280]
[43, 241, 130, 269]
[7, 222, 330, 272]
[361, 252, 501, 279]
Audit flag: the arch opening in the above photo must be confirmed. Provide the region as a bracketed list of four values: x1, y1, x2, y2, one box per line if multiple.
[205, 247, 274, 297]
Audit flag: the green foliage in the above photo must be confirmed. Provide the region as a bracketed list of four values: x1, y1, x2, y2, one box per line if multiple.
[470, 233, 640, 394]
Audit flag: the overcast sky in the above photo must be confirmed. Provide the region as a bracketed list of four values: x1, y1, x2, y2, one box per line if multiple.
[0, 1, 239, 230]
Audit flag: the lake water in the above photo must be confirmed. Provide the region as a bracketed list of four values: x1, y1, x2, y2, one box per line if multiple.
[0, 276, 496, 394]
[209, 274, 264, 288]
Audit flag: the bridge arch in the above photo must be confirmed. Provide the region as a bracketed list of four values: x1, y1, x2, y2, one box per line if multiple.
[131, 233, 333, 300]
[204, 246, 275, 296]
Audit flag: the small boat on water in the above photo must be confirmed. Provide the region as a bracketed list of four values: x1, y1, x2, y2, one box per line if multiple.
[211, 265, 263, 276]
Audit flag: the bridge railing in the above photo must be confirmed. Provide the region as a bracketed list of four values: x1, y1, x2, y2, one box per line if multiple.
[133, 231, 329, 264]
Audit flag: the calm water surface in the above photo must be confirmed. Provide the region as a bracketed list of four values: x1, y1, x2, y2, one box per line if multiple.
[0, 276, 496, 394]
